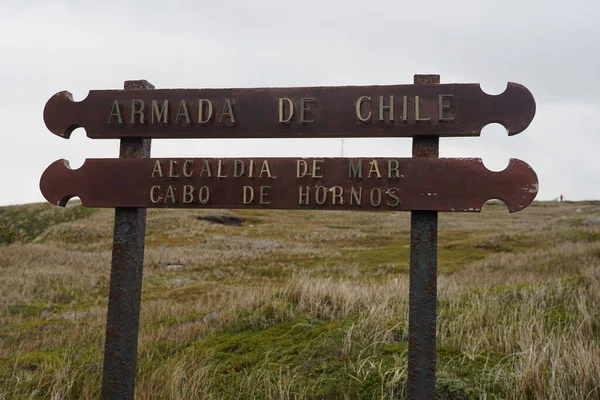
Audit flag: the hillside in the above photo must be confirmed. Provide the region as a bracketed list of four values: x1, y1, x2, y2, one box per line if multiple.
[1, 201, 599, 399]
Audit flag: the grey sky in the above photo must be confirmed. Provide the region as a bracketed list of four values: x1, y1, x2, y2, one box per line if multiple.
[1, 0, 598, 206]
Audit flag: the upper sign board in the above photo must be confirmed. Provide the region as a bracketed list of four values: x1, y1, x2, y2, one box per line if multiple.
[44, 83, 535, 139]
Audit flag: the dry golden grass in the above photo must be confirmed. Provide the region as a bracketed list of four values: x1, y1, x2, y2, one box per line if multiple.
[0, 200, 599, 399]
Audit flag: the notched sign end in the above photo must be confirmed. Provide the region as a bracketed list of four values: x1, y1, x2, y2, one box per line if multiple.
[477, 82, 536, 137]
[40, 159, 76, 207]
[44, 91, 83, 138]
[505, 82, 536, 136]
[492, 158, 539, 213]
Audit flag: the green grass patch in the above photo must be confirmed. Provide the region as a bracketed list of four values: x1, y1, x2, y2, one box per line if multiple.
[0, 203, 97, 244]
[0, 346, 103, 399]
[182, 317, 367, 398]
[437, 345, 508, 395]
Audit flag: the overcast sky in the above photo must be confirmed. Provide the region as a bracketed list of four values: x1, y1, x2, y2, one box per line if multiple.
[1, 0, 598, 206]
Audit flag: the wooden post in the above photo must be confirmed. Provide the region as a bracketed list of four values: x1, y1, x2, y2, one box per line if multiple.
[407, 74, 440, 399]
[100, 80, 153, 400]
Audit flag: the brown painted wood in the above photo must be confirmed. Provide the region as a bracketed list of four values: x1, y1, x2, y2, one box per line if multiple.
[44, 83, 535, 139]
[40, 157, 538, 212]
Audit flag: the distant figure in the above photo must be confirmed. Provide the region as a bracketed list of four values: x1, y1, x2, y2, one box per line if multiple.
[560, 194, 564, 202]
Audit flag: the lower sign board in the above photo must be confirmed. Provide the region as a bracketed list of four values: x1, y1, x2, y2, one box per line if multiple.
[40, 158, 538, 212]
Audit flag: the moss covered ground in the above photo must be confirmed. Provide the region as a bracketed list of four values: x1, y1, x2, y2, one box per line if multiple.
[1, 201, 599, 398]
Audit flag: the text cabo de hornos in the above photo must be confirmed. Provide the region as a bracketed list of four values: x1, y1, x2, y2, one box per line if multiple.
[148, 159, 403, 208]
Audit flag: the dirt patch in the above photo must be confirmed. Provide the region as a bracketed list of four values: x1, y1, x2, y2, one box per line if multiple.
[196, 215, 244, 226]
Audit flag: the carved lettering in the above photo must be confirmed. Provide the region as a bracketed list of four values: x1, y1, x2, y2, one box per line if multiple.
[183, 160, 194, 178]
[438, 94, 454, 122]
[379, 95, 394, 122]
[356, 96, 371, 122]
[415, 96, 430, 122]
[332, 186, 344, 205]
[183, 185, 194, 203]
[219, 99, 235, 124]
[312, 160, 323, 179]
[217, 160, 227, 178]
[150, 185, 160, 203]
[315, 186, 327, 205]
[151, 160, 163, 178]
[108, 100, 123, 124]
[298, 186, 310, 205]
[234, 160, 245, 178]
[198, 99, 213, 123]
[279, 98, 294, 123]
[165, 185, 176, 203]
[243, 186, 254, 204]
[370, 188, 382, 207]
[143, 159, 411, 209]
[169, 160, 179, 178]
[259, 186, 271, 204]
[300, 98, 315, 123]
[388, 159, 400, 178]
[350, 187, 362, 205]
[106, 92, 456, 129]
[349, 159, 362, 179]
[297, 160, 308, 178]
[198, 186, 210, 204]
[174, 100, 191, 124]
[259, 160, 272, 178]
[199, 160, 212, 177]
[387, 187, 400, 206]
[152, 100, 169, 123]
[131, 99, 146, 124]
[368, 160, 382, 178]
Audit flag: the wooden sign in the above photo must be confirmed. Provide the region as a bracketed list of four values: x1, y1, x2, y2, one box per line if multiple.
[39, 77, 538, 399]
[44, 83, 535, 139]
[40, 157, 538, 212]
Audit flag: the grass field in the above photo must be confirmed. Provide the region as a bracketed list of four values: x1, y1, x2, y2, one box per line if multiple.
[1, 201, 599, 399]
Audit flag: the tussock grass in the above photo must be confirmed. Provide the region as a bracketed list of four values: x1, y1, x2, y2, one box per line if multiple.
[1, 201, 599, 398]
[0, 203, 98, 244]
